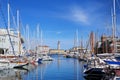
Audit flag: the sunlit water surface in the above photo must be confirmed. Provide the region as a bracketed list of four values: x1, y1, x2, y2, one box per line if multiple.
[0, 55, 85, 80]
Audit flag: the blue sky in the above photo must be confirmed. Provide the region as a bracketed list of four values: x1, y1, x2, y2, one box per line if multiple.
[0, 0, 120, 50]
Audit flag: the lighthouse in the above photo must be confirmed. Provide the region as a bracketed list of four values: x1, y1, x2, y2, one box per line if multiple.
[57, 41, 60, 50]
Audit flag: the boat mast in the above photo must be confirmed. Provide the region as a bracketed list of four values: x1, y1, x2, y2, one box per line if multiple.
[76, 29, 78, 53]
[8, 3, 10, 31]
[40, 30, 42, 53]
[6, 3, 15, 55]
[17, 10, 21, 55]
[26, 24, 30, 51]
[74, 29, 78, 53]
[90, 31, 94, 54]
[74, 32, 76, 48]
[112, 0, 116, 53]
[80, 37, 83, 58]
[37, 24, 39, 54]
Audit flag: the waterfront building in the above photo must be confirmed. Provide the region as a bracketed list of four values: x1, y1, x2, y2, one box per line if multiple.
[69, 46, 88, 54]
[36, 45, 50, 54]
[0, 29, 25, 56]
[49, 49, 65, 54]
[49, 40, 66, 54]
[94, 35, 120, 54]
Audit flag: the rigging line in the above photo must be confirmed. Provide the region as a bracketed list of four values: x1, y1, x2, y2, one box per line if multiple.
[19, 15, 25, 37]
[84, 34, 90, 54]
[0, 4, 16, 56]
[0, 0, 5, 28]
[13, 16, 17, 30]
[9, 6, 17, 30]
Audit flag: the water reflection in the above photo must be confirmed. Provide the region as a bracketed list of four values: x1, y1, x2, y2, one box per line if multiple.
[0, 68, 28, 80]
[0, 55, 85, 80]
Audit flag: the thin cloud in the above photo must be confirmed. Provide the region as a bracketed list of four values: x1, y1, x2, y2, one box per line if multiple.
[70, 7, 89, 24]
[56, 4, 104, 26]
[57, 6, 90, 25]
[56, 31, 61, 34]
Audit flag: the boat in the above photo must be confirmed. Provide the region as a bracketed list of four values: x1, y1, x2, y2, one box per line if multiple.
[102, 0, 120, 68]
[84, 68, 106, 80]
[65, 52, 74, 58]
[114, 54, 120, 61]
[113, 76, 120, 80]
[96, 0, 120, 79]
[104, 59, 120, 66]
[0, 3, 29, 69]
[37, 53, 53, 61]
[41, 54, 53, 61]
[0, 57, 28, 69]
[83, 57, 107, 80]
[35, 27, 53, 62]
[78, 38, 87, 61]
[35, 57, 42, 63]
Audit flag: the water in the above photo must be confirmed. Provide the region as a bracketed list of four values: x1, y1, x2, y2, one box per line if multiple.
[0, 55, 85, 80]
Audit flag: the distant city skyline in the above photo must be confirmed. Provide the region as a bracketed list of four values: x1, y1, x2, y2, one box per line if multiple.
[0, 0, 120, 50]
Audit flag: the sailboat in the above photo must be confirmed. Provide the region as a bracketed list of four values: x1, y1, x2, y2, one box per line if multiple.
[83, 32, 109, 79]
[66, 30, 79, 58]
[78, 37, 86, 61]
[83, 1, 120, 79]
[33, 24, 42, 64]
[103, 0, 120, 67]
[0, 3, 28, 69]
[38, 27, 53, 61]
[35, 24, 53, 63]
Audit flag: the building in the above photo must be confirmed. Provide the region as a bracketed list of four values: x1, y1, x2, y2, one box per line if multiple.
[49, 40, 66, 54]
[36, 45, 50, 54]
[94, 35, 120, 54]
[0, 29, 25, 55]
[49, 49, 65, 54]
[69, 46, 87, 53]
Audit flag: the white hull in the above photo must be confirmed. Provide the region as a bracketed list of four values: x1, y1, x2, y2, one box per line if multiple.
[0, 58, 28, 69]
[42, 56, 53, 61]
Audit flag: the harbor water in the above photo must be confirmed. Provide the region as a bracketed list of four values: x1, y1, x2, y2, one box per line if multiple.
[0, 55, 85, 80]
